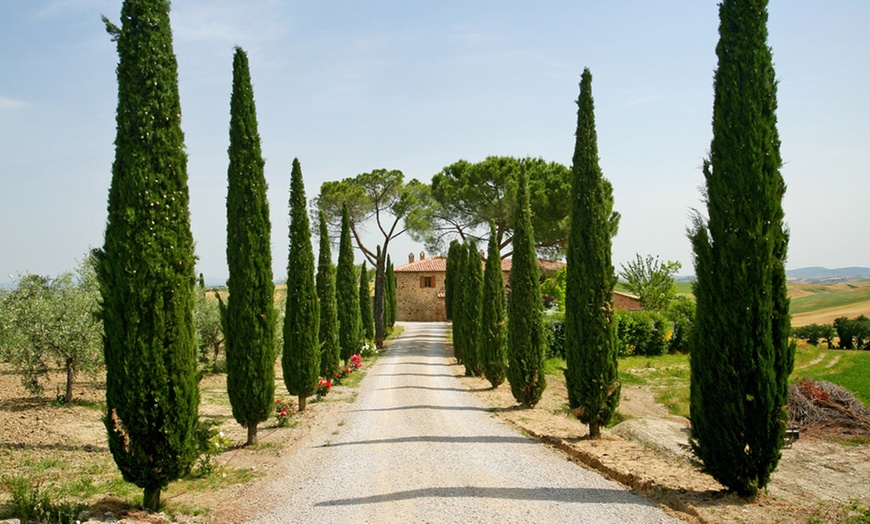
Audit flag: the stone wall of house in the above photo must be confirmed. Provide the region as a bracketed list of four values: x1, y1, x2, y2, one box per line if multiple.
[395, 272, 447, 322]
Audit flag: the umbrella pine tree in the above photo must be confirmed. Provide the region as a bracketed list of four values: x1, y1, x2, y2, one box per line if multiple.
[225, 47, 276, 446]
[97, 0, 199, 510]
[283, 159, 319, 412]
[689, 0, 793, 496]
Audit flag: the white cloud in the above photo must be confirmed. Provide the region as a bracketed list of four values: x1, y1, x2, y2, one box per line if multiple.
[0, 96, 27, 111]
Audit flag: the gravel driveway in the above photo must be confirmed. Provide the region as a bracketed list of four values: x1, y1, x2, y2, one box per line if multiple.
[247, 322, 681, 523]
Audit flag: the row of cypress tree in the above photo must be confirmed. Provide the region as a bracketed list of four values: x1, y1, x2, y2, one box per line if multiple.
[96, 1, 393, 507]
[444, 0, 792, 497]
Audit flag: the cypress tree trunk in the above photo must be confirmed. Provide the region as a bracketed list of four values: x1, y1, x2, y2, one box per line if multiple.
[337, 203, 361, 366]
[564, 68, 620, 439]
[97, 0, 199, 510]
[481, 222, 507, 388]
[359, 262, 375, 342]
[283, 159, 320, 412]
[689, 0, 792, 497]
[225, 47, 275, 448]
[506, 170, 546, 407]
[317, 212, 341, 382]
[462, 240, 483, 377]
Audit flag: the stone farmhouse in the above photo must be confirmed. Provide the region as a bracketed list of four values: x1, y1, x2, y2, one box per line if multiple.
[394, 252, 641, 322]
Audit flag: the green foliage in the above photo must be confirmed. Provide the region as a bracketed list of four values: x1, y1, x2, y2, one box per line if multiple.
[792, 323, 836, 348]
[481, 223, 508, 388]
[614, 310, 669, 357]
[422, 156, 597, 259]
[688, 0, 792, 496]
[543, 314, 565, 360]
[316, 169, 428, 343]
[619, 254, 682, 311]
[193, 284, 223, 371]
[190, 420, 233, 478]
[336, 203, 361, 364]
[359, 262, 375, 341]
[283, 159, 320, 411]
[0, 256, 103, 401]
[316, 212, 342, 382]
[1, 475, 86, 524]
[563, 68, 620, 437]
[444, 239, 462, 321]
[506, 169, 547, 407]
[461, 240, 483, 377]
[225, 47, 276, 445]
[97, 0, 200, 509]
[385, 255, 396, 328]
[450, 242, 468, 363]
[834, 316, 870, 350]
[664, 295, 695, 354]
[540, 266, 567, 311]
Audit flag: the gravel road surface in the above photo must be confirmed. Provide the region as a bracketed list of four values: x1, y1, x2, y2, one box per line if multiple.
[247, 322, 681, 523]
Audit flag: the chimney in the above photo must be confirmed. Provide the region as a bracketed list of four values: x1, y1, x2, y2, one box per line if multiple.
[409, 252, 415, 264]
[420, 251, 425, 260]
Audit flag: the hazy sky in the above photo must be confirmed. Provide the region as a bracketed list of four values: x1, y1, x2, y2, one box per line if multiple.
[1, 1, 868, 283]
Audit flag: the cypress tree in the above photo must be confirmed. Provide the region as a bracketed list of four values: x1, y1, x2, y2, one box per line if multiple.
[97, 0, 199, 510]
[359, 261, 375, 342]
[444, 240, 462, 321]
[450, 242, 467, 363]
[337, 203, 361, 366]
[481, 222, 507, 388]
[283, 158, 319, 412]
[506, 169, 547, 407]
[564, 68, 620, 439]
[461, 240, 483, 377]
[225, 47, 275, 446]
[689, 0, 792, 496]
[316, 211, 341, 382]
[385, 255, 396, 328]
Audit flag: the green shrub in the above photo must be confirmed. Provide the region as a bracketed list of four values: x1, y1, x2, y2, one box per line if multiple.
[544, 314, 565, 359]
[615, 310, 669, 356]
[793, 323, 835, 348]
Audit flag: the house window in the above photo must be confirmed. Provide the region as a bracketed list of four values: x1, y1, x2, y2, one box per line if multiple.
[420, 275, 436, 288]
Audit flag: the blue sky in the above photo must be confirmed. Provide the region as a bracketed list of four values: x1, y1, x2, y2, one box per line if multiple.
[1, 1, 868, 283]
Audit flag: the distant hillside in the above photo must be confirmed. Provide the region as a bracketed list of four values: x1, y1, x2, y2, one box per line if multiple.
[786, 267, 870, 283]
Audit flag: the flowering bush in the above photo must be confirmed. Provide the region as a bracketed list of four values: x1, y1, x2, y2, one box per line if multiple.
[316, 379, 331, 400]
[274, 395, 297, 427]
[361, 340, 378, 357]
[193, 419, 233, 477]
[350, 354, 363, 370]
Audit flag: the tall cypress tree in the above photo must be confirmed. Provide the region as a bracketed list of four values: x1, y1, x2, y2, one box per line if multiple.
[506, 169, 547, 407]
[97, 0, 199, 510]
[359, 261, 375, 342]
[385, 254, 396, 328]
[337, 203, 361, 366]
[225, 47, 275, 446]
[461, 240, 483, 377]
[450, 242, 468, 363]
[283, 159, 319, 412]
[444, 240, 462, 321]
[564, 68, 620, 439]
[316, 211, 341, 382]
[481, 222, 507, 388]
[689, 0, 792, 496]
